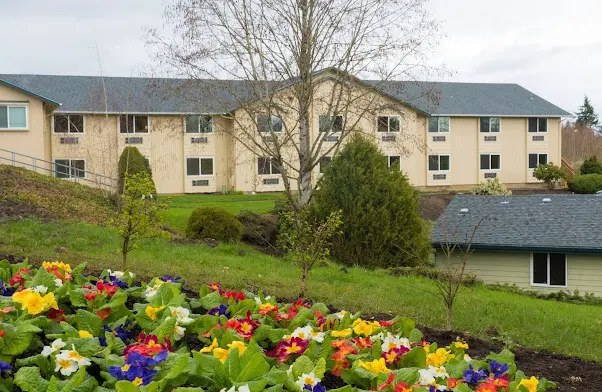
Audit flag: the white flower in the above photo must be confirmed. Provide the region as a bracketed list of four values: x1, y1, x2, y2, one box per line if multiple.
[464, 354, 473, 363]
[170, 306, 193, 325]
[32, 285, 48, 294]
[54, 278, 63, 288]
[41, 338, 66, 357]
[219, 386, 250, 392]
[108, 269, 125, 279]
[296, 372, 320, 390]
[418, 366, 448, 386]
[382, 333, 410, 353]
[55, 354, 78, 376]
[174, 325, 186, 341]
[334, 311, 347, 319]
[370, 332, 385, 342]
[309, 330, 325, 343]
[144, 279, 164, 299]
[290, 325, 315, 341]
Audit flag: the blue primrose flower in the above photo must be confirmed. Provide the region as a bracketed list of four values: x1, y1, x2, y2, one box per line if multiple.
[463, 364, 487, 386]
[429, 386, 451, 392]
[106, 275, 129, 289]
[108, 351, 167, 386]
[0, 280, 14, 297]
[489, 360, 510, 378]
[207, 304, 231, 318]
[160, 275, 181, 283]
[0, 360, 12, 373]
[304, 383, 326, 392]
[104, 320, 133, 341]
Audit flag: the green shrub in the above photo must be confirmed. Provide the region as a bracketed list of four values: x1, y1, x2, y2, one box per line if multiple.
[533, 162, 565, 189]
[470, 178, 512, 196]
[580, 156, 602, 175]
[186, 206, 242, 242]
[237, 210, 277, 246]
[311, 134, 432, 269]
[567, 173, 602, 194]
[118, 147, 155, 194]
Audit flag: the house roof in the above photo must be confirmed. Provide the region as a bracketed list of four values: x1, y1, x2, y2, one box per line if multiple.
[431, 195, 602, 254]
[0, 73, 571, 117]
[0, 78, 61, 107]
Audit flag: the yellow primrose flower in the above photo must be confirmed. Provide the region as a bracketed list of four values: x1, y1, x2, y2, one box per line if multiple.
[518, 376, 539, 392]
[200, 338, 218, 353]
[352, 319, 379, 336]
[12, 290, 58, 315]
[331, 328, 352, 338]
[213, 347, 229, 363]
[423, 343, 431, 354]
[78, 330, 93, 338]
[145, 305, 166, 321]
[358, 358, 391, 375]
[42, 261, 72, 272]
[454, 342, 469, 350]
[426, 348, 453, 367]
[228, 340, 247, 356]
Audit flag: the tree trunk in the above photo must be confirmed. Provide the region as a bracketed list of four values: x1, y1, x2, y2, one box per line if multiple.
[446, 304, 453, 331]
[121, 238, 129, 270]
[299, 265, 309, 298]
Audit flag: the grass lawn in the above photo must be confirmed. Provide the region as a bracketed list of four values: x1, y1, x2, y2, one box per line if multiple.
[160, 193, 283, 233]
[1, 218, 601, 362]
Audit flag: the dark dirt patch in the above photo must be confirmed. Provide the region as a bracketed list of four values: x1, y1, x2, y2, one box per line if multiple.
[419, 194, 454, 221]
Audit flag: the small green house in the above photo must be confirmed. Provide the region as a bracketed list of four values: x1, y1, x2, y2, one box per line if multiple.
[431, 195, 602, 296]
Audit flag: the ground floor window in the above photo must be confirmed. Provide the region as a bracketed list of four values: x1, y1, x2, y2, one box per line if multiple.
[54, 159, 86, 179]
[388, 155, 401, 170]
[319, 156, 332, 174]
[186, 157, 214, 176]
[428, 154, 450, 171]
[528, 153, 547, 169]
[257, 157, 280, 175]
[531, 252, 566, 287]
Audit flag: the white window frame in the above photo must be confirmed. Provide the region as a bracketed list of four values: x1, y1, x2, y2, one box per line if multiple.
[428, 154, 451, 172]
[480, 153, 502, 171]
[0, 105, 29, 130]
[119, 115, 150, 134]
[479, 117, 501, 133]
[388, 155, 401, 169]
[318, 114, 343, 133]
[530, 252, 568, 288]
[376, 115, 401, 133]
[528, 153, 548, 169]
[186, 157, 214, 176]
[184, 115, 213, 134]
[257, 156, 280, 175]
[428, 116, 451, 133]
[528, 117, 548, 133]
[256, 114, 283, 133]
[52, 114, 85, 134]
[53, 158, 87, 179]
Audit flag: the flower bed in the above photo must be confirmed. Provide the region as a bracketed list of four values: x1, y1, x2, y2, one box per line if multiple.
[0, 259, 556, 391]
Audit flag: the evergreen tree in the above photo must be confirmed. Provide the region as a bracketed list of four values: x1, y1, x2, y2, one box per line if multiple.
[575, 95, 599, 128]
[117, 147, 156, 194]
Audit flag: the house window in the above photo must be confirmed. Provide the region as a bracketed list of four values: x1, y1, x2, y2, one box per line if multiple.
[119, 115, 149, 133]
[388, 155, 401, 170]
[186, 157, 214, 176]
[528, 153, 548, 169]
[428, 154, 450, 171]
[528, 118, 548, 133]
[185, 115, 213, 133]
[377, 116, 400, 133]
[256, 115, 283, 133]
[54, 159, 85, 179]
[0, 105, 27, 129]
[428, 116, 450, 133]
[480, 154, 501, 170]
[257, 157, 281, 175]
[480, 117, 500, 133]
[54, 114, 84, 133]
[319, 156, 332, 174]
[532, 253, 566, 287]
[319, 115, 343, 133]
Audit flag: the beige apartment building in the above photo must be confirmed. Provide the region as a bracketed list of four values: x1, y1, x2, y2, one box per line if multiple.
[0, 70, 570, 194]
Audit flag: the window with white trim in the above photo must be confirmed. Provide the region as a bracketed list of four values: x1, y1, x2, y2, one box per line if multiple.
[257, 157, 281, 175]
[428, 116, 450, 133]
[480, 154, 501, 170]
[377, 116, 400, 133]
[54, 159, 85, 179]
[185, 115, 213, 133]
[388, 155, 401, 170]
[532, 252, 566, 286]
[319, 115, 343, 133]
[480, 117, 500, 133]
[119, 115, 149, 133]
[256, 115, 283, 133]
[528, 153, 548, 169]
[319, 156, 332, 174]
[54, 114, 84, 133]
[428, 154, 450, 171]
[0, 105, 27, 129]
[186, 157, 214, 176]
[528, 118, 548, 133]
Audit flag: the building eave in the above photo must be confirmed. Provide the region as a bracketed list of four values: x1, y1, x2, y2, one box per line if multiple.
[0, 78, 61, 107]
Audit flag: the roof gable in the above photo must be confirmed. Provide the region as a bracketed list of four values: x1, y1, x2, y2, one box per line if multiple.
[0, 78, 61, 107]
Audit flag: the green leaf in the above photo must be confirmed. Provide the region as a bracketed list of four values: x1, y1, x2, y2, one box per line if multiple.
[292, 355, 314, 378]
[115, 381, 143, 392]
[399, 347, 427, 368]
[312, 358, 326, 379]
[409, 328, 423, 343]
[75, 309, 103, 336]
[236, 352, 270, 382]
[14, 367, 50, 392]
[1, 322, 40, 356]
[394, 368, 419, 385]
[28, 267, 59, 290]
[151, 317, 177, 341]
[199, 291, 222, 310]
[172, 388, 204, 392]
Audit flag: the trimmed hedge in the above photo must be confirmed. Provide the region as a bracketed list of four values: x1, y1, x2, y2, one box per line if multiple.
[237, 210, 277, 247]
[186, 206, 242, 242]
[567, 173, 602, 194]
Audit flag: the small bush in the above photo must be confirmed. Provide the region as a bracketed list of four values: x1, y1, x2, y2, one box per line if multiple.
[186, 206, 242, 242]
[567, 173, 602, 194]
[118, 147, 156, 194]
[533, 162, 565, 189]
[237, 210, 277, 246]
[580, 156, 602, 175]
[388, 266, 480, 287]
[470, 178, 512, 196]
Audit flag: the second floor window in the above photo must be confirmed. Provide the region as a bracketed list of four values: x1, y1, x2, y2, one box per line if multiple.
[257, 157, 281, 175]
[528, 153, 547, 169]
[0, 105, 27, 129]
[480, 117, 500, 133]
[319, 115, 343, 133]
[120, 115, 149, 133]
[186, 157, 214, 176]
[54, 114, 84, 133]
[54, 159, 85, 179]
[428, 154, 450, 171]
[428, 116, 450, 133]
[377, 116, 400, 133]
[185, 115, 213, 133]
[528, 118, 548, 133]
[257, 115, 283, 133]
[480, 154, 501, 170]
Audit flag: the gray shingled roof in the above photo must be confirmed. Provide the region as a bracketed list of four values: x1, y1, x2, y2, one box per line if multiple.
[0, 73, 571, 117]
[431, 195, 602, 253]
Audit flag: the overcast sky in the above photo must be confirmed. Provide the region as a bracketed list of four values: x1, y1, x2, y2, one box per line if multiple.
[0, 0, 598, 115]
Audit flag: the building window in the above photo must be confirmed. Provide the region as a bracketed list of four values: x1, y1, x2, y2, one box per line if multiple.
[377, 116, 400, 133]
[428, 116, 450, 133]
[54, 114, 84, 133]
[119, 115, 149, 133]
[319, 156, 332, 174]
[480, 117, 500, 133]
[54, 159, 85, 179]
[257, 157, 281, 175]
[185, 115, 213, 133]
[428, 154, 450, 171]
[528, 118, 548, 133]
[480, 154, 501, 170]
[0, 105, 27, 129]
[256, 115, 283, 133]
[532, 253, 566, 287]
[319, 115, 343, 133]
[388, 155, 401, 170]
[528, 153, 548, 169]
[186, 157, 214, 176]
